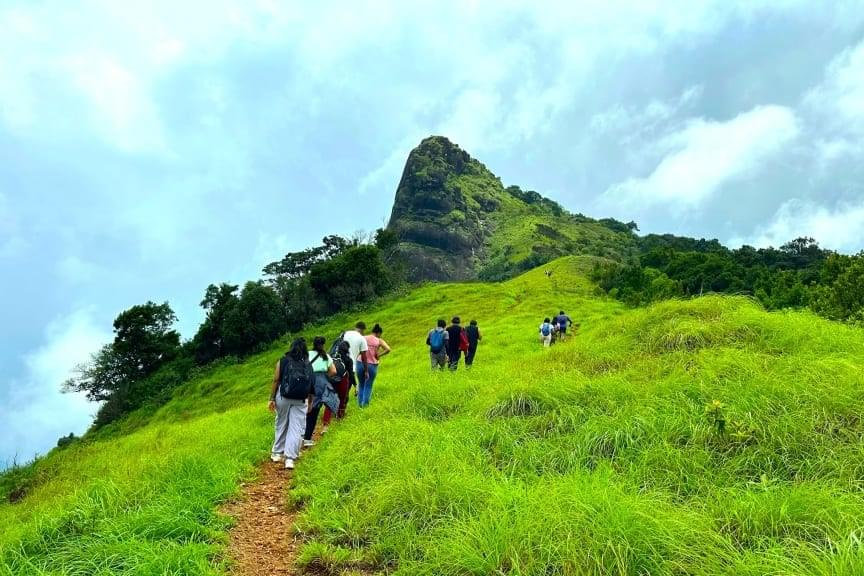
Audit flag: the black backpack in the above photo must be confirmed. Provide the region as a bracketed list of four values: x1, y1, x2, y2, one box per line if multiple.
[328, 355, 349, 385]
[329, 331, 346, 357]
[279, 355, 313, 400]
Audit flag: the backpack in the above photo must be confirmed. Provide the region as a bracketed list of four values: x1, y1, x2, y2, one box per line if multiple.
[328, 355, 348, 385]
[429, 329, 445, 354]
[329, 331, 346, 357]
[541, 323, 551, 337]
[279, 355, 313, 400]
[459, 329, 469, 352]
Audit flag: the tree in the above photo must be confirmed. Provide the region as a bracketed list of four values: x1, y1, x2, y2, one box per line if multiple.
[192, 283, 239, 363]
[262, 235, 351, 280]
[111, 301, 180, 381]
[308, 245, 392, 313]
[63, 344, 128, 402]
[222, 282, 286, 356]
[63, 301, 181, 422]
[810, 252, 864, 322]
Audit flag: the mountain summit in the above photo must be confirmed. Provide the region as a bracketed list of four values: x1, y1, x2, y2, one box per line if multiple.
[386, 136, 636, 281]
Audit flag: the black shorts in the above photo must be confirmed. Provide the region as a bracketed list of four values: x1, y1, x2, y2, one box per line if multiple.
[558, 325, 567, 334]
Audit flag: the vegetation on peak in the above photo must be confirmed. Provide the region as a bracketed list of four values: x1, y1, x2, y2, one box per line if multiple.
[387, 136, 637, 281]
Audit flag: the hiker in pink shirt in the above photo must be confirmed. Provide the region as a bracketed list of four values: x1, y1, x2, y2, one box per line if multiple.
[359, 324, 391, 407]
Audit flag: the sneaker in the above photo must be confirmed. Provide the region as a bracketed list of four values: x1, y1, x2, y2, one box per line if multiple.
[321, 426, 329, 435]
[284, 458, 295, 470]
[270, 453, 283, 463]
[303, 439, 315, 448]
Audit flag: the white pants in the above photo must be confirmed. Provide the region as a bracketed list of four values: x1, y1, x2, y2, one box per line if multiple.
[541, 334, 552, 347]
[272, 395, 307, 460]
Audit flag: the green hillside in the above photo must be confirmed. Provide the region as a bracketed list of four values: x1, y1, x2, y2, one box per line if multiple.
[387, 137, 637, 281]
[4, 257, 864, 575]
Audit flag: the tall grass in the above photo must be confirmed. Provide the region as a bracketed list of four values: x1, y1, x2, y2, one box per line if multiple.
[3, 256, 864, 575]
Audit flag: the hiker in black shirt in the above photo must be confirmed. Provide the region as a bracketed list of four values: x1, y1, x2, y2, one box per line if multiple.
[446, 316, 465, 371]
[465, 319, 482, 367]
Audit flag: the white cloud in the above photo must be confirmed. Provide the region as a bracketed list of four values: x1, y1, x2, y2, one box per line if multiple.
[0, 309, 110, 465]
[803, 38, 864, 165]
[590, 86, 703, 137]
[732, 199, 864, 253]
[601, 105, 799, 211]
[805, 39, 864, 131]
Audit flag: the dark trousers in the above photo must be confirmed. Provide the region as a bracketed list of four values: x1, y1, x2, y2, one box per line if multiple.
[304, 402, 322, 440]
[465, 344, 478, 366]
[448, 347, 461, 370]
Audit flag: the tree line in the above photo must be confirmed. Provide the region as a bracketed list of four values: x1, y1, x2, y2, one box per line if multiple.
[591, 235, 864, 323]
[64, 230, 401, 429]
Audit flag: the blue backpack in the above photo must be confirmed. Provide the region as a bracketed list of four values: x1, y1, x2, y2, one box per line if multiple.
[541, 323, 552, 337]
[429, 329, 445, 353]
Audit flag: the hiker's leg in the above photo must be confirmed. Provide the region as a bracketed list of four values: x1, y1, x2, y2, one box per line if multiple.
[448, 349, 460, 371]
[465, 345, 476, 366]
[335, 378, 349, 419]
[323, 405, 333, 426]
[304, 402, 322, 440]
[363, 364, 378, 405]
[272, 395, 290, 455]
[284, 403, 305, 460]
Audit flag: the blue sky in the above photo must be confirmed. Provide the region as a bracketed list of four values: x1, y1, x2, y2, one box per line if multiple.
[2, 1, 863, 465]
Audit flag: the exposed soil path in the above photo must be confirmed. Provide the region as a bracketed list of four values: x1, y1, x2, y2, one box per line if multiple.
[224, 457, 302, 576]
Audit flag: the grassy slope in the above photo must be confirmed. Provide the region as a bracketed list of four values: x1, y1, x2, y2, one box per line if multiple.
[457, 170, 637, 278]
[3, 257, 864, 575]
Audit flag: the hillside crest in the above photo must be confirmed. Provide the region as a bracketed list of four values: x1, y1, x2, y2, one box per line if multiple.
[386, 136, 636, 281]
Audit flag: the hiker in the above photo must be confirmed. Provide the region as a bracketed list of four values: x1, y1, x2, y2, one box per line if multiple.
[336, 321, 369, 395]
[446, 316, 466, 371]
[427, 319, 449, 370]
[321, 340, 353, 433]
[303, 336, 339, 448]
[269, 337, 314, 470]
[359, 323, 391, 407]
[555, 310, 573, 342]
[540, 317, 554, 347]
[465, 319, 482, 367]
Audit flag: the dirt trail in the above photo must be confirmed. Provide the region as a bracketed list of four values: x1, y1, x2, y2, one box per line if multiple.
[223, 458, 302, 576]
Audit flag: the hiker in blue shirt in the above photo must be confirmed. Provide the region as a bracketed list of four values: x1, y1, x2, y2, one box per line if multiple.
[426, 319, 449, 370]
[555, 310, 573, 342]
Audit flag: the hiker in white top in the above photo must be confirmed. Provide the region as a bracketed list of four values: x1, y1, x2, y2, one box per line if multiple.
[539, 318, 554, 347]
[342, 321, 369, 393]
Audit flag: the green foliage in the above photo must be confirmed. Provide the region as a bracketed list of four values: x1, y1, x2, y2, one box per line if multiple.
[389, 137, 636, 281]
[192, 283, 239, 363]
[809, 252, 864, 323]
[6, 257, 864, 575]
[221, 282, 285, 357]
[55, 434, 78, 449]
[63, 301, 182, 425]
[592, 236, 861, 322]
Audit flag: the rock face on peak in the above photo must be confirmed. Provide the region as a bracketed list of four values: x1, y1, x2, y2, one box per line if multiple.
[386, 136, 636, 282]
[387, 137, 497, 280]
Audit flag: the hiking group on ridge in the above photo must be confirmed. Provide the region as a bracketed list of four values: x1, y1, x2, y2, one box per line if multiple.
[269, 307, 575, 470]
[268, 321, 390, 469]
